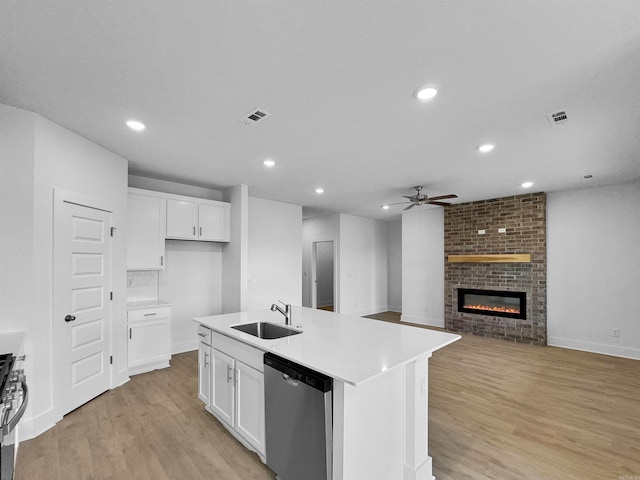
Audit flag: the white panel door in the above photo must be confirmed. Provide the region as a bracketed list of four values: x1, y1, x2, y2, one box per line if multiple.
[198, 342, 211, 405]
[56, 200, 112, 415]
[211, 349, 235, 427]
[235, 361, 265, 455]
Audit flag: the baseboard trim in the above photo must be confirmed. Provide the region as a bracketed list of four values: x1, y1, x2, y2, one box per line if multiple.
[400, 314, 444, 328]
[172, 339, 198, 355]
[19, 406, 61, 441]
[548, 336, 640, 360]
[349, 306, 390, 317]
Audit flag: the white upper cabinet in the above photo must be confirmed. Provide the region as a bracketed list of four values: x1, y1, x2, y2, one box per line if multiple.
[166, 199, 198, 239]
[198, 203, 229, 241]
[166, 199, 230, 242]
[127, 192, 166, 270]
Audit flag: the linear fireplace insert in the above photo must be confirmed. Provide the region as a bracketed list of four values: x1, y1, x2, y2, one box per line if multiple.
[457, 288, 526, 320]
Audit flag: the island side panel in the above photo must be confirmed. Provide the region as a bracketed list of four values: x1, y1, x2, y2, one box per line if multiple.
[404, 354, 433, 480]
[332, 366, 405, 480]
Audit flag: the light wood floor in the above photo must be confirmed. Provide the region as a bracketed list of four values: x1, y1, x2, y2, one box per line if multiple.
[17, 313, 640, 480]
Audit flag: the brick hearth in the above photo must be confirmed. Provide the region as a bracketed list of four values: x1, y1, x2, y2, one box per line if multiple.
[444, 193, 547, 344]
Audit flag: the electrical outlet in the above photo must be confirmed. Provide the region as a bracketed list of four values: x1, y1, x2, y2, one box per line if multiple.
[611, 328, 620, 338]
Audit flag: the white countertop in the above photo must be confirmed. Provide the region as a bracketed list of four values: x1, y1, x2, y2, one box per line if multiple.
[127, 299, 171, 310]
[193, 307, 460, 386]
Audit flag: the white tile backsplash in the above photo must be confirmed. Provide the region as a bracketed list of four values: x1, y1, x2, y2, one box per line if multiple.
[127, 270, 159, 303]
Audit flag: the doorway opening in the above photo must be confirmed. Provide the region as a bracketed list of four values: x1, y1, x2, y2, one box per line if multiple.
[312, 241, 335, 312]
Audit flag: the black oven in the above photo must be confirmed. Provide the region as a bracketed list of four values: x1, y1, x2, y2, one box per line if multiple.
[0, 354, 28, 480]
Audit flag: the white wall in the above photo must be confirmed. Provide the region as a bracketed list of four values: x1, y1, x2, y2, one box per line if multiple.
[387, 219, 402, 312]
[302, 214, 340, 308]
[160, 241, 222, 353]
[547, 182, 640, 359]
[128, 174, 223, 201]
[222, 184, 248, 313]
[247, 197, 302, 310]
[0, 104, 128, 439]
[401, 208, 444, 326]
[338, 214, 389, 316]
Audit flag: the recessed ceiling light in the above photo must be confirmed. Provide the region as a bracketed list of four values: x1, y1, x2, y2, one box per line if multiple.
[382, 205, 390, 210]
[126, 120, 146, 132]
[315, 188, 324, 194]
[414, 86, 438, 101]
[263, 159, 276, 167]
[521, 181, 534, 188]
[477, 144, 495, 153]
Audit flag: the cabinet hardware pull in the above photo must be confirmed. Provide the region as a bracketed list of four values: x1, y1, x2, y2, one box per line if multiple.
[227, 365, 233, 383]
[204, 352, 209, 368]
[199, 226, 202, 236]
[144, 313, 157, 317]
[129, 328, 132, 339]
[197, 332, 206, 337]
[160, 256, 164, 266]
[193, 226, 196, 235]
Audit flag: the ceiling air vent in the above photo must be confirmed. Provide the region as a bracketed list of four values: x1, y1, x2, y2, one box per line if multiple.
[546, 110, 568, 126]
[239, 108, 271, 126]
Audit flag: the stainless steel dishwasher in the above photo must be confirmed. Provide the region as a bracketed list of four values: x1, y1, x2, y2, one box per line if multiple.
[264, 353, 333, 480]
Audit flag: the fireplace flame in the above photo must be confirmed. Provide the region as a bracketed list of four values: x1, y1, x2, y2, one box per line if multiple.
[465, 304, 520, 314]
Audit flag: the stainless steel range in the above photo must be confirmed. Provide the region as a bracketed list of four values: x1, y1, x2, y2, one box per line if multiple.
[0, 354, 28, 480]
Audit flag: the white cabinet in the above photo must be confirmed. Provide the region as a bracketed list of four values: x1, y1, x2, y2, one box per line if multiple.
[211, 348, 236, 426]
[166, 199, 230, 242]
[127, 306, 171, 376]
[197, 325, 212, 405]
[126, 191, 166, 270]
[202, 331, 266, 458]
[235, 360, 265, 452]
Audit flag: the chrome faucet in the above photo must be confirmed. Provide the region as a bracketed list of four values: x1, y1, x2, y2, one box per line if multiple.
[271, 301, 292, 325]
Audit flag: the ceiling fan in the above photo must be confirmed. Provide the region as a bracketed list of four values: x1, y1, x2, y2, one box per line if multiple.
[386, 186, 458, 210]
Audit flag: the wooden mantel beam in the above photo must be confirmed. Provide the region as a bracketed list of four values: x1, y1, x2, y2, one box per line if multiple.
[447, 254, 531, 263]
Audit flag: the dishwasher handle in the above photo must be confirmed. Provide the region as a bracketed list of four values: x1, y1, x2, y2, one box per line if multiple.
[264, 353, 332, 393]
[282, 373, 299, 387]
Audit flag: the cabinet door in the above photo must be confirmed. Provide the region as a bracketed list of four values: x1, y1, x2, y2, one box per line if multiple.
[211, 349, 235, 427]
[166, 200, 197, 239]
[235, 361, 265, 456]
[128, 320, 170, 368]
[127, 194, 165, 270]
[198, 342, 211, 405]
[198, 204, 229, 241]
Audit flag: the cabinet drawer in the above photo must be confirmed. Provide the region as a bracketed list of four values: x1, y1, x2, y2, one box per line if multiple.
[197, 325, 212, 345]
[212, 332, 264, 372]
[128, 306, 171, 323]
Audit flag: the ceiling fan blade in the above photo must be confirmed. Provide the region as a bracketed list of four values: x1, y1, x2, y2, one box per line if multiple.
[401, 196, 414, 200]
[385, 201, 411, 206]
[428, 201, 451, 207]
[428, 194, 458, 201]
[403, 203, 416, 211]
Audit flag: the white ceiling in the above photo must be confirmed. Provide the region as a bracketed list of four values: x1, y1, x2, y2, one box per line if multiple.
[2, 1, 640, 220]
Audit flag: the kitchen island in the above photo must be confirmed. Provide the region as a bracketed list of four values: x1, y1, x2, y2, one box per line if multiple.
[194, 307, 460, 480]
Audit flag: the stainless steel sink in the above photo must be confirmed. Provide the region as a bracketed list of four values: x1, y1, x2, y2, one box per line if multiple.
[231, 322, 302, 339]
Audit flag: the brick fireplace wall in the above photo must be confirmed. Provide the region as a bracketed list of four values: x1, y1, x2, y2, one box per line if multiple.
[444, 193, 547, 344]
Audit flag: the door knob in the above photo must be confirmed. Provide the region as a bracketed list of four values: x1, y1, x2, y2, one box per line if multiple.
[65, 315, 76, 322]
